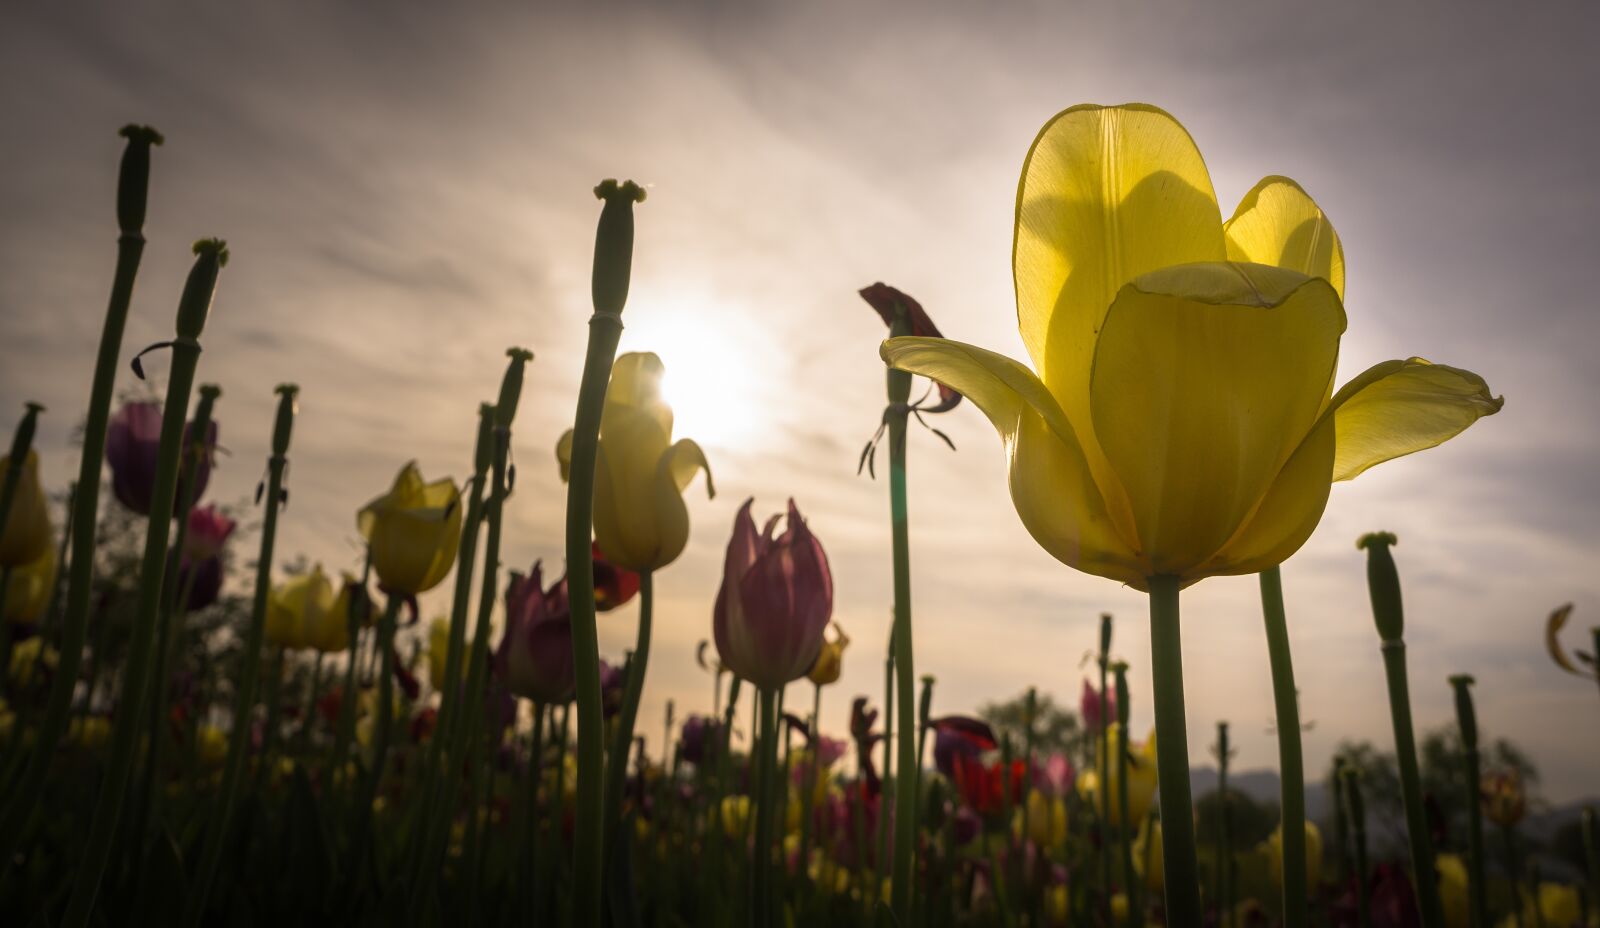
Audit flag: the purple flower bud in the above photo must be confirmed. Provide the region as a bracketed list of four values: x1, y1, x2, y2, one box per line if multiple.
[1080, 679, 1116, 733]
[712, 498, 833, 691]
[107, 400, 217, 517]
[495, 563, 576, 705]
[679, 714, 721, 767]
[930, 715, 997, 779]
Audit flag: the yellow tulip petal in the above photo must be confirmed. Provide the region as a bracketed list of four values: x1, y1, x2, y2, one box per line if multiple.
[3, 542, 56, 625]
[555, 430, 574, 483]
[881, 336, 1143, 585]
[665, 438, 714, 498]
[606, 352, 674, 440]
[0, 451, 52, 567]
[1014, 103, 1226, 497]
[1201, 415, 1335, 579]
[1224, 176, 1346, 299]
[1328, 358, 1503, 482]
[1089, 262, 1344, 575]
[1544, 603, 1584, 676]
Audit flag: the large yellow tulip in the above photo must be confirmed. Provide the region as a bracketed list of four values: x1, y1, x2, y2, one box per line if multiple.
[358, 462, 463, 595]
[556, 352, 713, 571]
[266, 565, 336, 651]
[0, 451, 52, 568]
[881, 103, 1501, 589]
[2, 543, 56, 626]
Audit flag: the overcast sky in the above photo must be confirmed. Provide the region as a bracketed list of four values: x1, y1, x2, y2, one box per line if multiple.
[3, 1, 1597, 802]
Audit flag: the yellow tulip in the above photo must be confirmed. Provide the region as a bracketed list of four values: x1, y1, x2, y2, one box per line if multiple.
[807, 622, 850, 686]
[0, 450, 52, 568]
[1081, 724, 1158, 826]
[197, 724, 228, 768]
[68, 716, 112, 752]
[882, 103, 1501, 589]
[358, 462, 463, 595]
[719, 794, 750, 840]
[1267, 820, 1323, 890]
[1046, 884, 1069, 925]
[1012, 790, 1068, 847]
[3, 542, 56, 626]
[1133, 818, 1164, 893]
[8, 636, 57, 688]
[303, 573, 363, 654]
[1436, 853, 1470, 928]
[266, 565, 336, 651]
[556, 353, 713, 571]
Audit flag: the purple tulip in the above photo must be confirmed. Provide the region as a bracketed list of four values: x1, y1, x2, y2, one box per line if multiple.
[679, 714, 722, 767]
[164, 505, 235, 611]
[930, 715, 998, 779]
[1079, 679, 1116, 733]
[599, 659, 626, 719]
[712, 498, 832, 691]
[107, 400, 217, 517]
[495, 562, 576, 705]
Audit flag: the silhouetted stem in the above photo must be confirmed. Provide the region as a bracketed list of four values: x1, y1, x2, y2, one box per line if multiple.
[1261, 566, 1308, 927]
[1148, 575, 1200, 925]
[0, 128, 160, 862]
[1343, 768, 1373, 928]
[1452, 676, 1489, 928]
[604, 570, 654, 876]
[887, 312, 918, 923]
[184, 383, 294, 928]
[752, 687, 779, 928]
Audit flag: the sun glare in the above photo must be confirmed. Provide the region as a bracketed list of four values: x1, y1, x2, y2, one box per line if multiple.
[619, 301, 765, 450]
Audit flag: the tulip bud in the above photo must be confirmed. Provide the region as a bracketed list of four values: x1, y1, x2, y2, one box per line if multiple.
[116, 124, 163, 236]
[1358, 532, 1404, 642]
[358, 463, 464, 596]
[712, 498, 833, 690]
[495, 348, 534, 429]
[497, 564, 577, 705]
[3, 543, 56, 626]
[107, 401, 218, 518]
[1099, 612, 1113, 658]
[176, 238, 228, 341]
[591, 179, 646, 319]
[1448, 674, 1478, 750]
[1, 407, 52, 568]
[678, 714, 721, 767]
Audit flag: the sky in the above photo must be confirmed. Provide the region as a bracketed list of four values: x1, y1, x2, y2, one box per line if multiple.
[3, 2, 1597, 802]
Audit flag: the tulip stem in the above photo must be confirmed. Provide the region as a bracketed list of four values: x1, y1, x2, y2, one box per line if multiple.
[886, 316, 919, 924]
[0, 128, 159, 866]
[1380, 640, 1444, 927]
[1147, 574, 1201, 925]
[525, 701, 547, 918]
[800, 682, 821, 881]
[1260, 566, 1309, 927]
[329, 557, 370, 783]
[568, 181, 641, 925]
[407, 406, 493, 895]
[65, 291, 217, 928]
[604, 569, 654, 883]
[1452, 676, 1490, 928]
[1218, 722, 1234, 928]
[1115, 665, 1137, 926]
[1098, 614, 1113, 925]
[184, 384, 295, 928]
[1342, 767, 1373, 928]
[752, 686, 779, 928]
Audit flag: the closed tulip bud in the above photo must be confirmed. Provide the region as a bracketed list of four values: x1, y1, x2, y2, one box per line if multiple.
[1481, 770, 1526, 827]
[1134, 818, 1165, 893]
[1082, 724, 1158, 827]
[305, 574, 356, 654]
[0, 450, 51, 567]
[1079, 678, 1117, 733]
[3, 543, 56, 626]
[165, 505, 235, 612]
[496, 563, 577, 704]
[807, 623, 850, 686]
[591, 179, 646, 318]
[1436, 853, 1470, 928]
[266, 565, 336, 651]
[427, 619, 452, 692]
[556, 353, 713, 571]
[175, 238, 227, 341]
[115, 124, 163, 235]
[1358, 532, 1405, 642]
[107, 401, 217, 517]
[599, 659, 626, 719]
[1267, 820, 1323, 890]
[713, 498, 833, 690]
[358, 462, 463, 595]
[720, 795, 751, 841]
[679, 714, 722, 767]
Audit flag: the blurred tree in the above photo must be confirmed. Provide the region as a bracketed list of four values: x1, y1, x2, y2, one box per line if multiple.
[979, 689, 1083, 758]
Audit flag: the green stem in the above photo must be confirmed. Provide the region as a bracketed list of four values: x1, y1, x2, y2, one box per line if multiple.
[525, 702, 548, 917]
[886, 335, 918, 923]
[603, 570, 654, 876]
[1503, 824, 1525, 928]
[345, 594, 403, 902]
[408, 405, 492, 876]
[1147, 574, 1201, 925]
[568, 181, 638, 923]
[1260, 566, 1308, 926]
[800, 683, 821, 878]
[1219, 723, 1234, 928]
[1452, 676, 1489, 928]
[65, 318, 212, 928]
[183, 383, 295, 928]
[1114, 666, 1137, 925]
[1382, 641, 1443, 927]
[328, 558, 370, 784]
[1343, 767, 1372, 928]
[1099, 644, 1113, 922]
[752, 687, 779, 928]
[254, 646, 286, 794]
[0, 127, 160, 863]
[878, 642, 894, 885]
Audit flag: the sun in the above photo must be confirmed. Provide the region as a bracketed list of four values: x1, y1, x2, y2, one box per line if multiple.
[617, 297, 766, 450]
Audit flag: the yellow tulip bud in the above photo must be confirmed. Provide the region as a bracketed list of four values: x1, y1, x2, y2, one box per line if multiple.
[0, 451, 52, 568]
[1133, 818, 1164, 893]
[3, 542, 56, 626]
[266, 565, 336, 651]
[427, 618, 452, 691]
[8, 636, 57, 688]
[556, 353, 713, 571]
[1267, 821, 1323, 891]
[1085, 724, 1158, 827]
[197, 725, 228, 769]
[358, 462, 463, 595]
[719, 795, 750, 840]
[1436, 853, 1470, 928]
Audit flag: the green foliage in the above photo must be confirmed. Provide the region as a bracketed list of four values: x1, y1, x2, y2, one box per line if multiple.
[978, 688, 1084, 758]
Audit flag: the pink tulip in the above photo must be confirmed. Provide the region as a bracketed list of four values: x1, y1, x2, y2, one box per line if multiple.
[712, 498, 832, 691]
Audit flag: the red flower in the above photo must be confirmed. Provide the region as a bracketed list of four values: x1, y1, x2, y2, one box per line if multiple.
[954, 755, 1027, 816]
[858, 283, 961, 412]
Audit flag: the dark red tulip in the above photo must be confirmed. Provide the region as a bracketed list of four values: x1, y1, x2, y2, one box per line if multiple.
[679, 714, 722, 767]
[930, 715, 998, 779]
[107, 400, 217, 517]
[496, 563, 577, 705]
[858, 282, 961, 412]
[712, 498, 833, 691]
